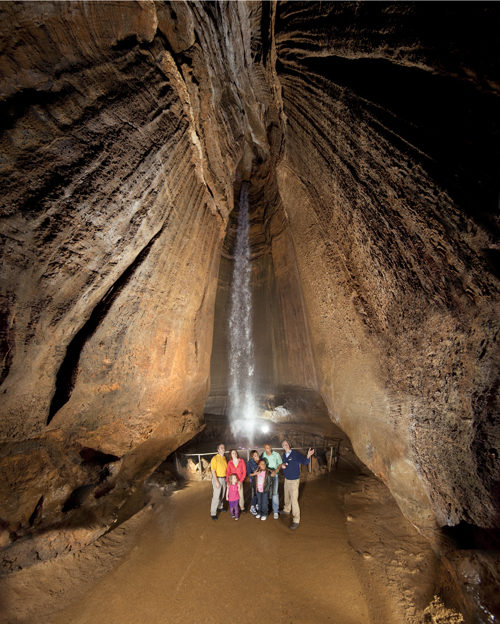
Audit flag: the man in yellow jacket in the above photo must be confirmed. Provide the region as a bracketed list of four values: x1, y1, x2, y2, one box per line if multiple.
[210, 443, 228, 520]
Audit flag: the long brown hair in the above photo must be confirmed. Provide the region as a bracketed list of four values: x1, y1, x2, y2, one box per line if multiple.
[229, 449, 239, 461]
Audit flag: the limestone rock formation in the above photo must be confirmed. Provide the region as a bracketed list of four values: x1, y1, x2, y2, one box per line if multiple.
[274, 2, 500, 533]
[0, 4, 499, 603]
[0, 0, 276, 562]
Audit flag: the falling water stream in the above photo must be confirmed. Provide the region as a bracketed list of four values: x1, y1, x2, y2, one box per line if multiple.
[228, 182, 258, 439]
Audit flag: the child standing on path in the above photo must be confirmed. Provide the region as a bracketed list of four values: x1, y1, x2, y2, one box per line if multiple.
[226, 474, 240, 520]
[254, 459, 272, 521]
[246, 449, 260, 515]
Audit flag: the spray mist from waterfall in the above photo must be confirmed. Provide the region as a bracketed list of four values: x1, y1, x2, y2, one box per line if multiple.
[228, 183, 258, 440]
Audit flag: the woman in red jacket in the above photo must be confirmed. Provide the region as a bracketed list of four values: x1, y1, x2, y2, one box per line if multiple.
[226, 449, 247, 512]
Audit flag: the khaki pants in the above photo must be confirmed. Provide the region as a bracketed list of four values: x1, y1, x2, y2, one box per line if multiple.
[210, 477, 226, 516]
[284, 478, 300, 524]
[237, 481, 245, 510]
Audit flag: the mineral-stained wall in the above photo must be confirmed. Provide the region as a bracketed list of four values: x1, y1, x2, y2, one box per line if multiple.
[0, 0, 279, 560]
[273, 2, 500, 532]
[0, 0, 499, 570]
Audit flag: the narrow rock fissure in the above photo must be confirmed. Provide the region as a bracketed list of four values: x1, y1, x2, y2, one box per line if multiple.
[28, 496, 44, 527]
[62, 485, 95, 513]
[79, 447, 120, 467]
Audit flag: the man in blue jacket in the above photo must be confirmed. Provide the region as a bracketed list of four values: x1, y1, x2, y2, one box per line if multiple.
[279, 439, 315, 530]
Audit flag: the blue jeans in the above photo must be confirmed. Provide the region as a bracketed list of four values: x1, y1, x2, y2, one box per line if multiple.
[249, 478, 258, 510]
[256, 491, 269, 517]
[270, 475, 279, 514]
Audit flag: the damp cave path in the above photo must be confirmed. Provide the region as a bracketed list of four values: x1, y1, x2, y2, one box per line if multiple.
[44, 471, 415, 624]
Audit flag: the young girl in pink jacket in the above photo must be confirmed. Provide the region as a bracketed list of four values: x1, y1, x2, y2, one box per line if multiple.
[226, 474, 240, 520]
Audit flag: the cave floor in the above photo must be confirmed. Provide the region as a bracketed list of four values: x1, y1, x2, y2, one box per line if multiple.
[1, 466, 453, 624]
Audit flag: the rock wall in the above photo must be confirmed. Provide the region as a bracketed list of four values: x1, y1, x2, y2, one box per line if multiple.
[273, 1, 500, 531]
[0, 0, 277, 559]
[0, 0, 499, 566]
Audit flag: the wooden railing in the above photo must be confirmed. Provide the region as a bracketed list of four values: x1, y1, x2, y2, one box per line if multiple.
[175, 438, 342, 481]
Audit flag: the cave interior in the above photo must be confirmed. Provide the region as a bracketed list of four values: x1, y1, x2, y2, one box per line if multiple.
[0, 1, 499, 622]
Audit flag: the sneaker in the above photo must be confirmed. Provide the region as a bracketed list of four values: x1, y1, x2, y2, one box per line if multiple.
[256, 514, 261, 519]
[290, 522, 299, 530]
[211, 515, 217, 521]
[235, 516, 239, 521]
[250, 506, 257, 515]
[261, 516, 267, 521]
[273, 512, 279, 519]
[218, 507, 227, 512]
[280, 509, 290, 515]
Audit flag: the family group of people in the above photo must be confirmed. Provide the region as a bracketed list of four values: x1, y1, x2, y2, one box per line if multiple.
[210, 441, 315, 530]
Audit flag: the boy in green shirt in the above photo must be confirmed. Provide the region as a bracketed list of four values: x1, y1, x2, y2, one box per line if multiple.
[261, 443, 282, 519]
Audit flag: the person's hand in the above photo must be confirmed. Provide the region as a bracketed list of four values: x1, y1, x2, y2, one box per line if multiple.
[307, 447, 315, 458]
[215, 480, 221, 489]
[271, 470, 276, 477]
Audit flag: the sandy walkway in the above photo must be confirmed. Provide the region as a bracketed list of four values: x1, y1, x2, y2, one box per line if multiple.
[50, 477, 371, 624]
[1, 466, 460, 624]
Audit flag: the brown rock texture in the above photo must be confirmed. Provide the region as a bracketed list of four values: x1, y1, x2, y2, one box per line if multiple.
[0, 0, 277, 563]
[273, 1, 500, 532]
[0, 0, 499, 585]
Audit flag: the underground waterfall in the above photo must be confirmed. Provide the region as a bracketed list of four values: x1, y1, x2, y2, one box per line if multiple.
[227, 182, 258, 440]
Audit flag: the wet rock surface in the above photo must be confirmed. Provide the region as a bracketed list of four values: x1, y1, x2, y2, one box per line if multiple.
[0, 3, 499, 617]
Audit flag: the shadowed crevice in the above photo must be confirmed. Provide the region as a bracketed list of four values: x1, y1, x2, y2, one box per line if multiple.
[28, 496, 44, 527]
[442, 522, 500, 551]
[79, 447, 120, 466]
[61, 485, 94, 512]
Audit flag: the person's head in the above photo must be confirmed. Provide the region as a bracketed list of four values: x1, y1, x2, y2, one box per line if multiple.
[217, 443, 225, 455]
[264, 443, 272, 455]
[230, 449, 239, 461]
[282, 440, 291, 453]
[258, 459, 267, 471]
[229, 474, 238, 485]
[251, 450, 259, 462]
